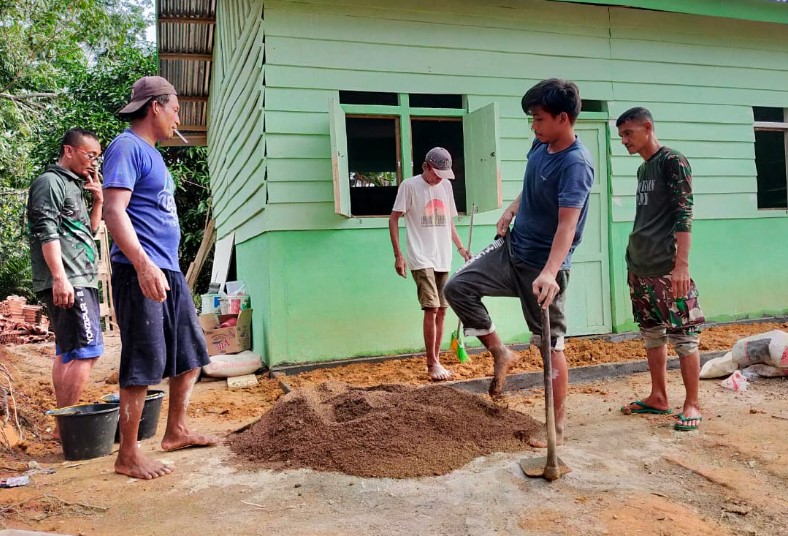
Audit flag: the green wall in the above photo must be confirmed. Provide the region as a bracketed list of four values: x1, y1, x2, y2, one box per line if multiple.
[243, 218, 788, 367]
[208, 0, 788, 365]
[554, 0, 788, 25]
[237, 225, 535, 365]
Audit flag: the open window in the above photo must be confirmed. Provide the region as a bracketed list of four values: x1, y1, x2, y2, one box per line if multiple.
[753, 106, 788, 210]
[329, 94, 501, 217]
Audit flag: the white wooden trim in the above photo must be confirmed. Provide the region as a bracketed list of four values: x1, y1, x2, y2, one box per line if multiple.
[753, 121, 788, 130]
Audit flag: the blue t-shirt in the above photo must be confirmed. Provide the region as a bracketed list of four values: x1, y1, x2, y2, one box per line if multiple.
[510, 138, 595, 270]
[102, 129, 181, 271]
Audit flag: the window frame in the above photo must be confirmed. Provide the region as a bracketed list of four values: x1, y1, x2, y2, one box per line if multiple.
[753, 107, 788, 210]
[329, 93, 501, 218]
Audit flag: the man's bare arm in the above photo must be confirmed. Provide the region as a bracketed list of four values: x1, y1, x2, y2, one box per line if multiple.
[388, 211, 407, 278]
[532, 206, 582, 307]
[103, 187, 170, 302]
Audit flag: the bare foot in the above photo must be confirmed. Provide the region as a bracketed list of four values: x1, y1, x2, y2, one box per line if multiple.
[115, 452, 173, 480]
[161, 430, 219, 452]
[488, 347, 518, 398]
[427, 364, 452, 381]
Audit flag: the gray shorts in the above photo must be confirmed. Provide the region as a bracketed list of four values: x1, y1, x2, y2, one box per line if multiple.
[443, 234, 570, 350]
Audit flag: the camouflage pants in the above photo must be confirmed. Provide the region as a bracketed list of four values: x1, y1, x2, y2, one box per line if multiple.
[628, 272, 705, 356]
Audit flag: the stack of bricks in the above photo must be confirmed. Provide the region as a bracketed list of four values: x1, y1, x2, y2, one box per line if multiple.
[23, 305, 44, 324]
[1, 296, 25, 322]
[0, 296, 51, 345]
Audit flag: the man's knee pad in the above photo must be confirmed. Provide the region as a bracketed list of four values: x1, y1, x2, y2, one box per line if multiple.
[530, 334, 565, 351]
[641, 326, 668, 349]
[669, 333, 699, 357]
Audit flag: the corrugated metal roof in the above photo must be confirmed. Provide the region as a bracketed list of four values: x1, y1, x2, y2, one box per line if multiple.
[157, 0, 216, 146]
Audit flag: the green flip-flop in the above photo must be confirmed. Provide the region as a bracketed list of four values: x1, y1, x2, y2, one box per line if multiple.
[674, 413, 702, 431]
[621, 400, 673, 415]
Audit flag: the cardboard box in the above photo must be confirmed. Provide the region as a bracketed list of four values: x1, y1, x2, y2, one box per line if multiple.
[199, 309, 253, 356]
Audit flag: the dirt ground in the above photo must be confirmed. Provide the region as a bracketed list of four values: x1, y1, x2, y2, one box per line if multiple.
[1, 322, 787, 535]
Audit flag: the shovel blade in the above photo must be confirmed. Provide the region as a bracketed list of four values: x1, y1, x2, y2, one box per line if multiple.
[519, 456, 572, 480]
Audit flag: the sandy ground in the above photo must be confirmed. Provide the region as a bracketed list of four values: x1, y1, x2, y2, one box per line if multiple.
[1, 325, 787, 536]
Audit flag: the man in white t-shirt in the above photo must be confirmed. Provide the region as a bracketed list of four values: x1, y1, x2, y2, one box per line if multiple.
[389, 147, 472, 381]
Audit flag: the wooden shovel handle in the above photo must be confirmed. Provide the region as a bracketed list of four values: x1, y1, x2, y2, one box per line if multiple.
[541, 306, 560, 478]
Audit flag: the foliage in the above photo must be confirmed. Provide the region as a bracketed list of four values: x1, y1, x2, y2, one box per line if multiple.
[0, 250, 34, 302]
[0, 1, 214, 300]
[0, 189, 31, 300]
[33, 45, 158, 169]
[167, 145, 213, 294]
[0, 0, 150, 188]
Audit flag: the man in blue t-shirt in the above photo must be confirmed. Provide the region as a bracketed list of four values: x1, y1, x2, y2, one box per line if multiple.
[445, 79, 594, 446]
[103, 76, 216, 480]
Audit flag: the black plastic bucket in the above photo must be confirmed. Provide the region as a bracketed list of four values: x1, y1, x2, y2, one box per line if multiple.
[47, 403, 119, 461]
[101, 390, 166, 442]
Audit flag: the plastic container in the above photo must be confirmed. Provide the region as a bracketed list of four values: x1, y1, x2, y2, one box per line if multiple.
[47, 403, 120, 461]
[201, 293, 221, 314]
[100, 390, 166, 442]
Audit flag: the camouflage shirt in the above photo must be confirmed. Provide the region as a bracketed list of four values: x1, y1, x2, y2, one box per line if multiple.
[28, 164, 98, 292]
[626, 146, 693, 277]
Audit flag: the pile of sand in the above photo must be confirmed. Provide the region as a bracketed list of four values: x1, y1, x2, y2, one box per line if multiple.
[228, 382, 540, 478]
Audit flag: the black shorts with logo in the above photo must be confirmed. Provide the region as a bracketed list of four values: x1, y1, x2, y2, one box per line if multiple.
[39, 287, 104, 363]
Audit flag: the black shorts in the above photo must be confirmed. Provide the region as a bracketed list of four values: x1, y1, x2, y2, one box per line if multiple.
[111, 262, 210, 388]
[39, 287, 104, 363]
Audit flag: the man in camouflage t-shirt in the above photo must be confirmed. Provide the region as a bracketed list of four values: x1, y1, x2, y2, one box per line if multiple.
[616, 107, 705, 432]
[28, 128, 104, 438]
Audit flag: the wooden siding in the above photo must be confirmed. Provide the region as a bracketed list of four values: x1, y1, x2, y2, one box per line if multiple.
[211, 0, 788, 242]
[208, 0, 266, 241]
[212, 0, 788, 241]
[607, 7, 788, 223]
[554, 0, 788, 25]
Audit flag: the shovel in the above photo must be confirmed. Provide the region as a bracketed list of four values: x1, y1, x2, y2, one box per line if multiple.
[519, 306, 571, 480]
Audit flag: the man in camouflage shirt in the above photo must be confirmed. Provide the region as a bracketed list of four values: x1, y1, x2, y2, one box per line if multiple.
[28, 128, 104, 437]
[616, 107, 705, 432]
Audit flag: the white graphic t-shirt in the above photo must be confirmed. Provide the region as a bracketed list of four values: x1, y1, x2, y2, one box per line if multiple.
[392, 175, 458, 272]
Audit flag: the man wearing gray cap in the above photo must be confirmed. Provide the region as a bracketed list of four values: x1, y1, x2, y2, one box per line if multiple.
[102, 76, 216, 479]
[389, 147, 471, 381]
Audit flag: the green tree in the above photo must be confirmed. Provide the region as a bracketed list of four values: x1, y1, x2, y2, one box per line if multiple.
[167, 145, 213, 293]
[0, 0, 150, 187]
[0, 1, 214, 300]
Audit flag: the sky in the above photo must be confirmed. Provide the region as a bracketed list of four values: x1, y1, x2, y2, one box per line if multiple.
[144, 1, 156, 43]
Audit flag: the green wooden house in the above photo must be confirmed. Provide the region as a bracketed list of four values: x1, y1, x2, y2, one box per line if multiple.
[159, 0, 788, 367]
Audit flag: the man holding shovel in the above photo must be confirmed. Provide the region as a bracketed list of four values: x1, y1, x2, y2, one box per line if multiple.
[444, 79, 595, 447]
[103, 76, 216, 480]
[28, 128, 105, 439]
[389, 147, 472, 381]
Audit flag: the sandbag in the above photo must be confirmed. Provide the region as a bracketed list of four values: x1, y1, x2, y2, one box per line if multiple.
[731, 330, 788, 369]
[742, 364, 788, 378]
[202, 350, 263, 378]
[700, 352, 737, 379]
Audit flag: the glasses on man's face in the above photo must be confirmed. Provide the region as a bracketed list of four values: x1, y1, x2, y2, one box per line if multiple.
[70, 146, 102, 164]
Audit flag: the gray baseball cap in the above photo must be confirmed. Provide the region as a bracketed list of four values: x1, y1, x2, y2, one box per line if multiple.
[425, 147, 455, 180]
